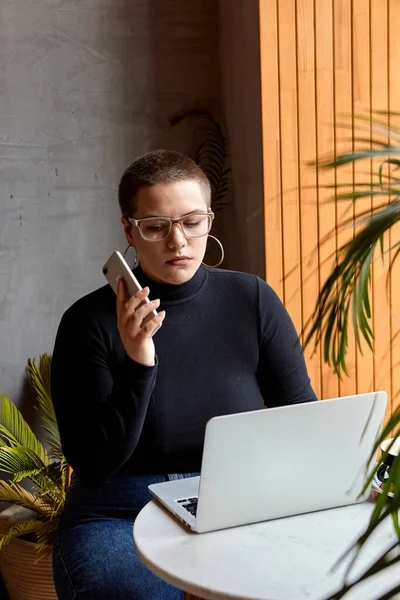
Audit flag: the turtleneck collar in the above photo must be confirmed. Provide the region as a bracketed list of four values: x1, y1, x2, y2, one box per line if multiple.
[132, 264, 208, 306]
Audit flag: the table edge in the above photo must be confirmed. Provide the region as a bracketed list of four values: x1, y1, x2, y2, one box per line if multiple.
[135, 537, 272, 600]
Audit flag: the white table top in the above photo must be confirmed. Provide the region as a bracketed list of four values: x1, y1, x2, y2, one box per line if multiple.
[134, 500, 399, 600]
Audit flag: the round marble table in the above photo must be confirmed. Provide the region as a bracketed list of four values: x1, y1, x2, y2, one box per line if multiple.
[134, 499, 399, 600]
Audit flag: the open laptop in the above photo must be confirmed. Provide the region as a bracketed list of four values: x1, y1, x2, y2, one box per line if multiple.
[148, 391, 388, 533]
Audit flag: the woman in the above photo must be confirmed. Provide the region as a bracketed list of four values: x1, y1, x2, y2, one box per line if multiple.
[51, 149, 317, 599]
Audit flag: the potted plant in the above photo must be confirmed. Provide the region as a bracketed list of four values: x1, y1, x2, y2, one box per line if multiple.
[303, 110, 400, 599]
[0, 353, 67, 600]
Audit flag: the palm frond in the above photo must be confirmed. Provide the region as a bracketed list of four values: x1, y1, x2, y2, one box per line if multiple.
[27, 355, 61, 449]
[0, 446, 63, 505]
[0, 446, 50, 479]
[303, 196, 400, 376]
[58, 456, 68, 493]
[0, 480, 54, 516]
[0, 518, 56, 558]
[322, 418, 400, 600]
[0, 354, 68, 560]
[45, 437, 65, 463]
[326, 543, 400, 600]
[34, 518, 59, 559]
[315, 145, 400, 169]
[0, 519, 40, 550]
[170, 111, 230, 212]
[302, 110, 400, 599]
[0, 394, 48, 464]
[44, 457, 67, 494]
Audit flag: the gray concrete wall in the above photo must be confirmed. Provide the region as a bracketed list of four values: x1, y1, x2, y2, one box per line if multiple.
[0, 0, 220, 403]
[218, 0, 265, 278]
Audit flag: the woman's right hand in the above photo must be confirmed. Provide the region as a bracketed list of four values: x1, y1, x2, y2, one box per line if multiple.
[116, 278, 166, 366]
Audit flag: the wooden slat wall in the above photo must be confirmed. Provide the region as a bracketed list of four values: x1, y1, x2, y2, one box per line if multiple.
[259, 0, 400, 415]
[371, 1, 391, 424]
[388, 1, 400, 421]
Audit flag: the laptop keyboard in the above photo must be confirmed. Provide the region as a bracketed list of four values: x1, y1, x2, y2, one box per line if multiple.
[176, 496, 198, 517]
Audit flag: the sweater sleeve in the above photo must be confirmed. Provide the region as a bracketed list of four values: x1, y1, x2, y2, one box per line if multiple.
[256, 277, 318, 406]
[50, 303, 157, 482]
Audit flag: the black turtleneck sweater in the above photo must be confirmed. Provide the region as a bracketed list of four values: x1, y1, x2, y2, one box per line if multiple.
[50, 265, 317, 482]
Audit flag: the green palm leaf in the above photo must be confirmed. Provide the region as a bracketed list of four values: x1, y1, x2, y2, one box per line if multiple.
[0, 446, 62, 505]
[45, 437, 64, 463]
[0, 394, 48, 464]
[43, 457, 67, 492]
[326, 542, 400, 600]
[0, 519, 41, 550]
[303, 185, 400, 376]
[35, 518, 59, 559]
[302, 110, 400, 599]
[0, 518, 56, 557]
[27, 355, 61, 451]
[0, 446, 50, 479]
[0, 354, 67, 561]
[316, 146, 400, 169]
[0, 480, 53, 516]
[170, 110, 230, 213]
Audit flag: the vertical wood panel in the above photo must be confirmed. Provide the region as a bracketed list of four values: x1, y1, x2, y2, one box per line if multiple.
[352, 0, 375, 394]
[314, 0, 339, 399]
[259, 0, 283, 300]
[259, 0, 400, 415]
[277, 0, 302, 333]
[334, 0, 357, 397]
[296, 0, 322, 398]
[388, 0, 400, 421]
[259, 0, 400, 409]
[371, 1, 392, 424]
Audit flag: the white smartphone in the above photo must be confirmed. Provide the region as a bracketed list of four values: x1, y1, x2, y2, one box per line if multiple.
[102, 251, 159, 321]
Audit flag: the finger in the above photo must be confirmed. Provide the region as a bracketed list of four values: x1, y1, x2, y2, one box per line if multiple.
[125, 286, 151, 310]
[118, 285, 149, 322]
[135, 298, 161, 323]
[116, 278, 128, 315]
[116, 279, 142, 331]
[136, 311, 166, 340]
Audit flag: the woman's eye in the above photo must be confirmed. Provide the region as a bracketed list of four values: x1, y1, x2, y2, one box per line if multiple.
[184, 220, 200, 228]
[145, 221, 169, 231]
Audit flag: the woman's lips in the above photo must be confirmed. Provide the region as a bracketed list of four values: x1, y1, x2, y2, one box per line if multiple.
[166, 257, 192, 266]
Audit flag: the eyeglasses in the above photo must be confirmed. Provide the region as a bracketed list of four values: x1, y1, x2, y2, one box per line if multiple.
[128, 211, 214, 242]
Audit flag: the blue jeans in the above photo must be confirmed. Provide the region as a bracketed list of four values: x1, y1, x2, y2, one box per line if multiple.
[53, 472, 199, 599]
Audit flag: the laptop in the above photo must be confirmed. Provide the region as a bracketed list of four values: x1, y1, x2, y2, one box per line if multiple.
[148, 391, 388, 533]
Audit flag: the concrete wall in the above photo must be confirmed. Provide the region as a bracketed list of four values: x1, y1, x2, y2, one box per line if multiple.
[218, 0, 265, 278]
[0, 0, 221, 403]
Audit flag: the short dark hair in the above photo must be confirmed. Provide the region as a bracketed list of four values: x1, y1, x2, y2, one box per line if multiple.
[118, 149, 212, 216]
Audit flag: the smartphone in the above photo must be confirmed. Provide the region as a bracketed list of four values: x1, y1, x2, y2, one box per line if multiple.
[102, 251, 158, 321]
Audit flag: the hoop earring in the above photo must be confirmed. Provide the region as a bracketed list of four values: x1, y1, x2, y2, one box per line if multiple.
[123, 244, 139, 269]
[202, 235, 224, 268]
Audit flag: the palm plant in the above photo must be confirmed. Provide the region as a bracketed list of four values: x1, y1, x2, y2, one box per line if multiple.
[0, 353, 67, 559]
[170, 110, 231, 213]
[303, 110, 400, 599]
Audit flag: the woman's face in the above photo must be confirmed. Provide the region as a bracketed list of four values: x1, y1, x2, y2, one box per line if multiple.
[122, 180, 210, 285]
